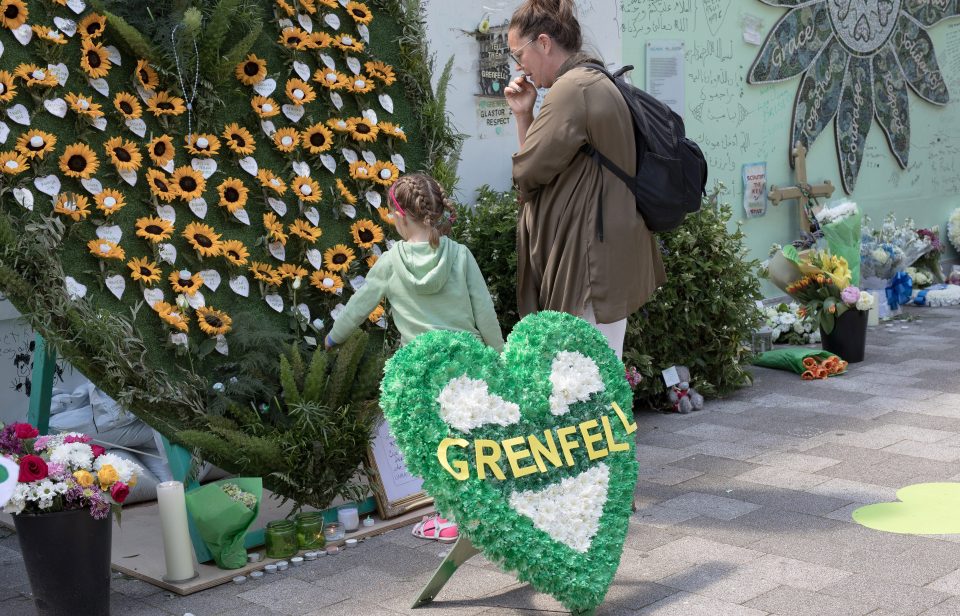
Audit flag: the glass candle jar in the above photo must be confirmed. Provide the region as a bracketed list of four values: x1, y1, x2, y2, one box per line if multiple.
[337, 505, 360, 532]
[323, 522, 345, 542]
[295, 512, 326, 550]
[264, 520, 298, 559]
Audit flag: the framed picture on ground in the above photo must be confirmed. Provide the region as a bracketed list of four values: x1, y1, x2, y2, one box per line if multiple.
[366, 417, 433, 518]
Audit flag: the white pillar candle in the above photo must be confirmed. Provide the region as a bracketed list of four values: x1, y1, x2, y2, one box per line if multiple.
[156, 481, 197, 582]
[337, 506, 360, 532]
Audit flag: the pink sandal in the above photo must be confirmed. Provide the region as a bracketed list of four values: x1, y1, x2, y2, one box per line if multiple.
[412, 514, 459, 543]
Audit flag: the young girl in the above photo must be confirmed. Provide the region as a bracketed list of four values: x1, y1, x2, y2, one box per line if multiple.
[324, 173, 504, 543]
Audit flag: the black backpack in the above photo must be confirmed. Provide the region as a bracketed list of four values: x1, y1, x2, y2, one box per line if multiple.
[579, 64, 708, 235]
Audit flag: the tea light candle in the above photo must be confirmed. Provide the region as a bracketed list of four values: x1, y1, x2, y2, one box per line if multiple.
[277, 560, 289, 571]
[291, 557, 304, 567]
[326, 545, 339, 555]
[345, 538, 358, 548]
[232, 576, 247, 585]
[155, 481, 197, 583]
[250, 571, 264, 580]
[247, 552, 261, 563]
[303, 552, 317, 561]
[362, 516, 375, 528]
[265, 564, 278, 574]
[337, 506, 359, 532]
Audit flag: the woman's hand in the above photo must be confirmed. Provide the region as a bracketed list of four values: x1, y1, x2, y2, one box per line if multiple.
[504, 75, 537, 118]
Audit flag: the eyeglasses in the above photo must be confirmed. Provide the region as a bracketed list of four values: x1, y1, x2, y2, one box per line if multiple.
[508, 38, 536, 68]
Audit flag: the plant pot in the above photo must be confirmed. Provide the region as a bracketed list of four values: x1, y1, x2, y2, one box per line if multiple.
[14, 508, 113, 616]
[820, 309, 868, 363]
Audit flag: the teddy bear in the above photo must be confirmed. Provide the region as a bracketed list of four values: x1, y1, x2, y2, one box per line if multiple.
[667, 366, 704, 413]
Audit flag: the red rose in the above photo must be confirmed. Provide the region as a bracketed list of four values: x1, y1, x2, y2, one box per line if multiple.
[110, 482, 129, 504]
[91, 444, 106, 458]
[18, 455, 48, 482]
[13, 424, 38, 440]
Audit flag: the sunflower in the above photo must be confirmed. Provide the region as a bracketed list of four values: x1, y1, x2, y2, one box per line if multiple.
[171, 166, 206, 201]
[272, 127, 300, 153]
[14, 64, 58, 88]
[88, 238, 125, 260]
[65, 92, 105, 119]
[183, 222, 222, 257]
[147, 135, 175, 168]
[283, 78, 316, 106]
[196, 306, 232, 336]
[183, 134, 220, 158]
[326, 118, 351, 134]
[372, 161, 400, 186]
[146, 92, 186, 116]
[323, 244, 355, 272]
[256, 169, 287, 195]
[310, 31, 333, 49]
[251, 96, 280, 118]
[346, 2, 373, 24]
[263, 212, 288, 245]
[235, 53, 267, 86]
[113, 92, 142, 120]
[250, 262, 283, 286]
[315, 0, 338, 9]
[135, 60, 159, 91]
[94, 189, 126, 216]
[365, 254, 379, 268]
[153, 301, 189, 332]
[78, 12, 106, 39]
[169, 270, 204, 296]
[275, 0, 295, 17]
[348, 117, 379, 143]
[80, 38, 111, 79]
[0, 151, 27, 175]
[104, 136, 143, 172]
[292, 176, 321, 202]
[364, 61, 396, 86]
[220, 239, 250, 266]
[289, 219, 322, 243]
[278, 264, 307, 280]
[127, 257, 162, 286]
[378, 121, 407, 142]
[217, 178, 249, 213]
[301, 123, 333, 155]
[309, 269, 343, 294]
[350, 219, 384, 249]
[59, 143, 99, 179]
[335, 178, 357, 205]
[368, 304, 385, 323]
[348, 160, 372, 181]
[135, 216, 174, 243]
[32, 25, 67, 45]
[0, 71, 16, 103]
[222, 124, 256, 156]
[345, 74, 375, 95]
[279, 27, 315, 51]
[14, 130, 56, 160]
[332, 33, 364, 53]
[0, 0, 27, 31]
[53, 193, 90, 221]
[377, 206, 396, 226]
[313, 67, 347, 91]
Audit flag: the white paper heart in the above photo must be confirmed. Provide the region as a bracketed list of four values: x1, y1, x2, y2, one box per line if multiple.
[365, 191, 382, 208]
[136, 84, 154, 104]
[54, 17, 77, 37]
[66, 276, 87, 300]
[307, 249, 323, 270]
[105, 274, 125, 300]
[268, 198, 288, 217]
[331, 303, 346, 320]
[126, 118, 146, 138]
[66, 0, 86, 14]
[261, 120, 277, 137]
[156, 205, 176, 223]
[341, 148, 358, 164]
[379, 94, 394, 114]
[12, 187, 33, 211]
[391, 153, 406, 172]
[143, 287, 164, 307]
[319, 154, 336, 173]
[12, 24, 32, 46]
[277, 18, 294, 29]
[324, 14, 341, 30]
[282, 103, 305, 123]
[0, 41, 4, 59]
[89, 78, 109, 97]
[293, 61, 311, 81]
[215, 336, 229, 356]
[266, 293, 284, 313]
[371, 245, 383, 257]
[362, 150, 377, 165]
[34, 175, 61, 197]
[346, 57, 361, 75]
[200, 270, 221, 292]
[119, 168, 137, 187]
[330, 92, 343, 110]
[92, 117, 108, 131]
[253, 78, 277, 97]
[96, 225, 122, 244]
[349, 276, 367, 291]
[43, 98, 67, 118]
[233, 208, 251, 225]
[304, 207, 320, 226]
[269, 242, 286, 262]
[158, 243, 177, 265]
[297, 303, 311, 322]
[49, 63, 69, 86]
[363, 109, 378, 125]
[341, 203, 357, 219]
[0, 122, 8, 144]
[187, 291, 205, 309]
[6, 104, 29, 126]
[161, 159, 175, 174]
[105, 46, 122, 65]
[189, 198, 207, 219]
[81, 178, 103, 195]
[230, 275, 250, 297]
[292, 160, 311, 177]
[358, 24, 370, 43]
[169, 332, 188, 347]
[320, 54, 336, 70]
[191, 158, 217, 179]
[298, 13, 313, 32]
[239, 156, 259, 176]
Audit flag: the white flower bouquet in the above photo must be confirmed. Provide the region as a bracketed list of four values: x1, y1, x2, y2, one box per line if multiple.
[860, 213, 931, 287]
[761, 302, 820, 345]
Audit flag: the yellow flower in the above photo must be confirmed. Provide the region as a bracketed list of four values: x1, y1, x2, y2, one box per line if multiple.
[278, 264, 307, 280]
[0, 70, 17, 103]
[136, 216, 174, 243]
[250, 262, 283, 286]
[80, 38, 112, 79]
[292, 176, 321, 203]
[220, 240, 250, 266]
[169, 270, 204, 296]
[136, 60, 160, 91]
[65, 92, 105, 119]
[78, 12, 106, 39]
[113, 92, 143, 120]
[128, 257, 162, 286]
[335, 179, 357, 205]
[302, 123, 334, 154]
[14, 64, 58, 88]
[313, 67, 347, 91]
[73, 470, 94, 488]
[32, 25, 67, 45]
[183, 222, 222, 257]
[217, 178, 249, 213]
[365, 61, 396, 86]
[146, 92, 186, 117]
[378, 121, 406, 141]
[323, 244, 355, 272]
[0, 151, 28, 175]
[87, 238, 125, 261]
[94, 189, 126, 216]
[285, 79, 316, 106]
[185, 134, 221, 157]
[235, 54, 267, 86]
[348, 160, 373, 181]
[59, 143, 99, 179]
[368, 304, 385, 323]
[53, 193, 90, 221]
[171, 166, 206, 201]
[147, 135, 175, 168]
[273, 127, 301, 153]
[326, 118, 351, 133]
[345, 74, 375, 95]
[153, 301, 189, 332]
[310, 31, 333, 49]
[279, 27, 315, 50]
[377, 206, 396, 226]
[146, 168, 179, 202]
[15, 130, 56, 160]
[289, 219, 322, 243]
[366, 254, 379, 268]
[263, 212, 288, 245]
[0, 0, 28, 30]
[332, 33, 364, 53]
[351, 219, 384, 249]
[346, 2, 373, 25]
[197, 306, 232, 336]
[310, 269, 343, 294]
[371, 161, 400, 186]
[348, 117, 379, 143]
[256, 169, 287, 195]
[223, 124, 256, 156]
[275, 0, 296, 17]
[251, 96, 280, 119]
[104, 136, 143, 172]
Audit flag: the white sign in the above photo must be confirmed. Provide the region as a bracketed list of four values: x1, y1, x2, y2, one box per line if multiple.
[742, 162, 768, 218]
[645, 40, 685, 118]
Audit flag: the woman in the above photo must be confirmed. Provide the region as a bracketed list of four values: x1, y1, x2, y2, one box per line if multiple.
[505, 0, 665, 358]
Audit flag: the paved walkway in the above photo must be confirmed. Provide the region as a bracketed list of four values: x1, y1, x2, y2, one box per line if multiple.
[3, 306, 960, 615]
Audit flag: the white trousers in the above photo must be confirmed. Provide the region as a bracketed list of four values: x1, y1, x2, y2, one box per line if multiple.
[582, 302, 627, 360]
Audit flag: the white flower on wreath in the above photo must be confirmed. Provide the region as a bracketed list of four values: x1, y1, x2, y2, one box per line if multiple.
[548, 351, 604, 416]
[856, 291, 875, 311]
[437, 376, 521, 431]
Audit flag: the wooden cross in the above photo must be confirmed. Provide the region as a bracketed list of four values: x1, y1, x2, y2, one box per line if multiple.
[768, 142, 835, 232]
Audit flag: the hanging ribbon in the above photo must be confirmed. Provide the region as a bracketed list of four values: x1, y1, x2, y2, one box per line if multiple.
[885, 271, 913, 311]
[171, 24, 200, 147]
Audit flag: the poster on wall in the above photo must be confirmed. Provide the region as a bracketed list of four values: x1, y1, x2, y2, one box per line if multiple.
[743, 162, 768, 218]
[645, 40, 685, 118]
[475, 23, 515, 138]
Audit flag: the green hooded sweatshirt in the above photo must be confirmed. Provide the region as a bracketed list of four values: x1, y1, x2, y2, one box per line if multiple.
[327, 236, 504, 351]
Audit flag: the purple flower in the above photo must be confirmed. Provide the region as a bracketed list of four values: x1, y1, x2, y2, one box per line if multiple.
[32, 435, 51, 451]
[0, 424, 23, 455]
[46, 462, 68, 481]
[841, 286, 860, 305]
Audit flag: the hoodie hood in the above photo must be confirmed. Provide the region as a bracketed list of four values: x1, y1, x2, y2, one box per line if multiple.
[393, 236, 457, 295]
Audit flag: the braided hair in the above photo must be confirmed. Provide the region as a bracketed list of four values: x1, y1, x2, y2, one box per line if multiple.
[391, 173, 456, 248]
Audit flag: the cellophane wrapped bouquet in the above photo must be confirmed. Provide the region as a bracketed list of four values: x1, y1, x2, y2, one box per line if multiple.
[860, 213, 931, 289]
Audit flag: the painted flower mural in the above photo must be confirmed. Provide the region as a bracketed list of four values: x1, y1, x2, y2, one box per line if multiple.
[748, 0, 960, 193]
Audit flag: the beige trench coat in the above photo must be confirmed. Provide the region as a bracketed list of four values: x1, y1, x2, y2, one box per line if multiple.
[513, 58, 666, 324]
